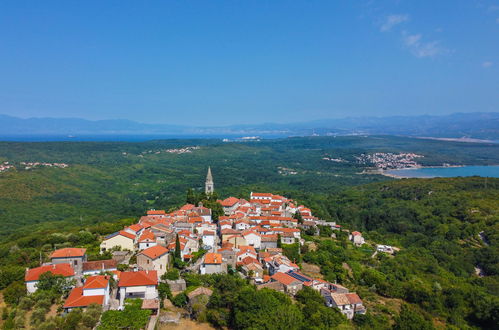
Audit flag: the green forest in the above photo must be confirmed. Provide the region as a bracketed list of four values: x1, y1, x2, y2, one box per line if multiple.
[0, 136, 498, 329]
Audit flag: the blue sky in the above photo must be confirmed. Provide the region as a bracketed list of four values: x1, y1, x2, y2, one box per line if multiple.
[0, 0, 498, 126]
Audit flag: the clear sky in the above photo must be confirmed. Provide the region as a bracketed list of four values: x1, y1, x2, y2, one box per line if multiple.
[0, 0, 498, 126]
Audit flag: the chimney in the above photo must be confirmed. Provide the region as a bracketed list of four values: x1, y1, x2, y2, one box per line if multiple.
[53, 264, 56, 269]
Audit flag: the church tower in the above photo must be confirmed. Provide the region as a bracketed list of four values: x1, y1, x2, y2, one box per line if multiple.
[205, 167, 214, 194]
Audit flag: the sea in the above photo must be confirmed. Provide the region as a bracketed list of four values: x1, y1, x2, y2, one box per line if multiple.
[385, 166, 499, 178]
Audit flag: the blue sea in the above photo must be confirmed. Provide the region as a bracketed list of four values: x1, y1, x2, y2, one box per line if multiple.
[385, 166, 499, 178]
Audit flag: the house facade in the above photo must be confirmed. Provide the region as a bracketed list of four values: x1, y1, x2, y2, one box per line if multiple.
[118, 271, 158, 308]
[25, 263, 75, 294]
[137, 245, 169, 278]
[50, 248, 87, 276]
[64, 275, 110, 312]
[100, 231, 135, 253]
[200, 253, 224, 274]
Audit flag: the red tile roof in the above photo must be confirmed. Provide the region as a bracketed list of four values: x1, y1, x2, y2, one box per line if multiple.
[50, 248, 86, 259]
[118, 271, 158, 287]
[346, 293, 363, 304]
[147, 210, 166, 215]
[82, 259, 117, 272]
[127, 224, 143, 232]
[138, 230, 155, 242]
[139, 245, 169, 259]
[271, 272, 300, 286]
[251, 192, 273, 197]
[204, 253, 222, 264]
[221, 197, 240, 207]
[63, 287, 104, 308]
[83, 275, 110, 289]
[25, 263, 74, 282]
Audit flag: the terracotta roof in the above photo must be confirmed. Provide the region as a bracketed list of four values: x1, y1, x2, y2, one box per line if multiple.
[105, 230, 135, 240]
[25, 263, 74, 282]
[251, 192, 273, 197]
[63, 287, 104, 308]
[351, 231, 362, 236]
[147, 210, 166, 215]
[203, 230, 215, 236]
[127, 224, 143, 232]
[139, 245, 169, 260]
[118, 271, 158, 287]
[204, 253, 222, 264]
[83, 275, 110, 289]
[83, 259, 117, 272]
[221, 197, 240, 207]
[188, 216, 203, 223]
[261, 234, 278, 242]
[271, 272, 301, 286]
[240, 256, 261, 266]
[331, 293, 351, 306]
[50, 248, 86, 259]
[221, 228, 240, 235]
[346, 293, 363, 304]
[138, 230, 155, 242]
[180, 204, 195, 211]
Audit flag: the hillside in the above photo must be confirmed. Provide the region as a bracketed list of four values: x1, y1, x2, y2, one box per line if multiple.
[0, 136, 498, 239]
[298, 177, 499, 328]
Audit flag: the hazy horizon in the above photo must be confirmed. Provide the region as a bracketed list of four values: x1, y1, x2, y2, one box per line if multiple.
[1, 1, 498, 126]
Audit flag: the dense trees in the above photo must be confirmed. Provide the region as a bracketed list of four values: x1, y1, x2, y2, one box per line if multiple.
[99, 299, 150, 330]
[299, 178, 499, 328]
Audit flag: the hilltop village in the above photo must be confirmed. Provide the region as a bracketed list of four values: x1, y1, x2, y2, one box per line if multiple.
[22, 167, 388, 328]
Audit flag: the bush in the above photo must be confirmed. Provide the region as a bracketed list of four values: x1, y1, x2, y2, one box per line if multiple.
[81, 303, 102, 328]
[18, 296, 35, 310]
[3, 281, 26, 305]
[30, 307, 47, 325]
[14, 310, 26, 328]
[172, 292, 188, 307]
[162, 268, 180, 281]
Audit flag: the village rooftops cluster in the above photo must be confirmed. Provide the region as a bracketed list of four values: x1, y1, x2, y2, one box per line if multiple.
[23, 188, 369, 319]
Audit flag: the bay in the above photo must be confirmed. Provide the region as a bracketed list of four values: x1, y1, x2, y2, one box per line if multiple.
[385, 165, 499, 178]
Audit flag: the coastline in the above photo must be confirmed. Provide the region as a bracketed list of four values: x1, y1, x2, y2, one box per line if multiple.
[379, 164, 499, 179]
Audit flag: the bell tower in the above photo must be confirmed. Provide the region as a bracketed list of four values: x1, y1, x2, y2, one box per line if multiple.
[205, 167, 214, 194]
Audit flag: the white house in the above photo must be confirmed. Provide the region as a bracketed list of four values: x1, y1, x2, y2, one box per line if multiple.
[326, 292, 366, 319]
[63, 275, 110, 312]
[349, 231, 365, 246]
[118, 271, 158, 308]
[202, 231, 215, 248]
[242, 231, 261, 249]
[137, 230, 157, 250]
[25, 263, 75, 294]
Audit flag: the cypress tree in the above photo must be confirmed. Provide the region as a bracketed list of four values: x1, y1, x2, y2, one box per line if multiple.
[174, 234, 181, 260]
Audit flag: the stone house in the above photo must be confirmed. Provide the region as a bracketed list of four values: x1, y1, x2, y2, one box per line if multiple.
[50, 248, 87, 276]
[137, 245, 169, 278]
